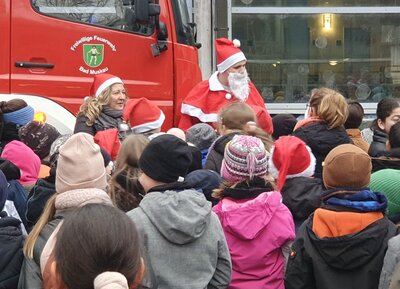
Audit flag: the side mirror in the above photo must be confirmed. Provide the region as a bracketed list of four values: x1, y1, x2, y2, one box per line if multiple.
[136, 0, 160, 22]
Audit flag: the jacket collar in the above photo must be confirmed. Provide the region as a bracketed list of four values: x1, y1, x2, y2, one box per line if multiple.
[209, 71, 227, 91]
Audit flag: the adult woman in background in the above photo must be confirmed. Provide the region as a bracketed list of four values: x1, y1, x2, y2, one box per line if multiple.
[74, 74, 128, 135]
[368, 98, 400, 157]
[293, 87, 351, 179]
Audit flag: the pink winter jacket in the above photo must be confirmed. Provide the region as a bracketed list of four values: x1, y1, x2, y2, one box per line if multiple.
[213, 191, 295, 289]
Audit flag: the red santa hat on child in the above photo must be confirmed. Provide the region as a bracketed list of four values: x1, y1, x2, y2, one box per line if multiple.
[123, 98, 165, 134]
[268, 136, 316, 191]
[216, 38, 246, 73]
[91, 73, 123, 98]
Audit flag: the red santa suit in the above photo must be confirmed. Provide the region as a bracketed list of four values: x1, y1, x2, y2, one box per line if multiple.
[178, 71, 273, 134]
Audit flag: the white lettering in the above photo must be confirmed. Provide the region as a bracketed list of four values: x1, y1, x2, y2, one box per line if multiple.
[70, 36, 93, 51]
[79, 66, 89, 74]
[89, 67, 109, 74]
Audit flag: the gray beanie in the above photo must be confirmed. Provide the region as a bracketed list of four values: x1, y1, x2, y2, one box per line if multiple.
[186, 123, 217, 150]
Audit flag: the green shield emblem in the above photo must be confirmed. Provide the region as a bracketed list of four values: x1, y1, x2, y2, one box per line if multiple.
[83, 44, 104, 67]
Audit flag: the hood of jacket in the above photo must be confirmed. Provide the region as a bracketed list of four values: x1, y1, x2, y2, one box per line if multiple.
[1, 140, 40, 185]
[306, 215, 389, 270]
[139, 189, 212, 245]
[213, 190, 283, 240]
[281, 177, 323, 220]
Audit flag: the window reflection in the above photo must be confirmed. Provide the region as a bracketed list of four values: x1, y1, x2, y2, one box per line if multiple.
[232, 13, 400, 103]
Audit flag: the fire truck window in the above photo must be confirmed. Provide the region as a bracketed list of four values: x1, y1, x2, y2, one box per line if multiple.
[31, 0, 153, 35]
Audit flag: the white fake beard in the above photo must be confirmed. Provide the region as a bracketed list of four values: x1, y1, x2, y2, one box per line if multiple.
[228, 71, 250, 102]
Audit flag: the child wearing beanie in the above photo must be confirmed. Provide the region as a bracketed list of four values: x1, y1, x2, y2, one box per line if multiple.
[285, 144, 397, 289]
[0, 99, 34, 151]
[19, 120, 61, 179]
[268, 136, 323, 230]
[42, 204, 144, 289]
[19, 133, 113, 289]
[127, 134, 231, 289]
[213, 135, 295, 289]
[186, 123, 217, 167]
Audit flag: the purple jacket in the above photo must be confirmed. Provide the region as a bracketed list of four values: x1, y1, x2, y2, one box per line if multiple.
[213, 190, 295, 289]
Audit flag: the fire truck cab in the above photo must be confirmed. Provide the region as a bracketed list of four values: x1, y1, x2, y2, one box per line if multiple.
[0, 0, 201, 132]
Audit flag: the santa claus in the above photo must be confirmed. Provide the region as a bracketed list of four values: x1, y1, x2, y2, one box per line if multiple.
[178, 38, 273, 134]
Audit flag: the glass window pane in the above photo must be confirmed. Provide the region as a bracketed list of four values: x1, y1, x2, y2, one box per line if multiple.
[232, 0, 399, 7]
[32, 0, 154, 35]
[232, 13, 400, 103]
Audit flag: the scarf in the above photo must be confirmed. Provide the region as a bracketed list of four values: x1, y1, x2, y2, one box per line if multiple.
[55, 188, 113, 212]
[94, 106, 123, 132]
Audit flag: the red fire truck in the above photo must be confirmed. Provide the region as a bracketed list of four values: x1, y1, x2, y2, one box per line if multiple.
[0, 0, 202, 133]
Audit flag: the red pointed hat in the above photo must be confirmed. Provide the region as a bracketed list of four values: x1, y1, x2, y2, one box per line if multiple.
[123, 98, 165, 133]
[90, 73, 123, 98]
[268, 136, 316, 191]
[216, 38, 246, 73]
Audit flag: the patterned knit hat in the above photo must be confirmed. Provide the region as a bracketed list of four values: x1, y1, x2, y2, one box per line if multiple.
[19, 121, 61, 159]
[216, 38, 246, 73]
[221, 135, 268, 182]
[268, 136, 316, 191]
[370, 169, 400, 220]
[91, 74, 123, 98]
[186, 123, 217, 150]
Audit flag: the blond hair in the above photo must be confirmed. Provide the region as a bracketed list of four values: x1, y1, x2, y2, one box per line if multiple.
[23, 194, 57, 258]
[310, 88, 348, 129]
[218, 102, 273, 151]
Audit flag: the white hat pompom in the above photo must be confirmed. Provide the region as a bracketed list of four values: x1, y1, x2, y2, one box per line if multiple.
[232, 39, 241, 48]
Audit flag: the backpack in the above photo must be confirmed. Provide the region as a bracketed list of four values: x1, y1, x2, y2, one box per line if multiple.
[0, 212, 24, 289]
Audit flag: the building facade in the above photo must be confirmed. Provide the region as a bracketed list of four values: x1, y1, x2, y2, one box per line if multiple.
[196, 0, 400, 114]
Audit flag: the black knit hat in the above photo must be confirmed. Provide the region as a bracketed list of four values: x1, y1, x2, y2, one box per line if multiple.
[139, 134, 193, 183]
[272, 114, 297, 140]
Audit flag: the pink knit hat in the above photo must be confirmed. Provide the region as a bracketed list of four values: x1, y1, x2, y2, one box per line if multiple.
[268, 136, 316, 191]
[220, 135, 268, 182]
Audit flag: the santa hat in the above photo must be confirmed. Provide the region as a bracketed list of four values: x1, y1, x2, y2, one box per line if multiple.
[216, 38, 246, 73]
[91, 73, 123, 98]
[123, 98, 165, 134]
[268, 136, 316, 191]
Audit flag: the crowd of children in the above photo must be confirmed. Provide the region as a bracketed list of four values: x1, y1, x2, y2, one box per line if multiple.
[2, 75, 400, 289]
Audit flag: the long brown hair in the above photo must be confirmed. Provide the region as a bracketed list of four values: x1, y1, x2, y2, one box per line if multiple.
[54, 204, 142, 289]
[108, 134, 149, 211]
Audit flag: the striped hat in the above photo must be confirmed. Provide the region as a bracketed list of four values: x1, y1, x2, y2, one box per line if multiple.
[221, 135, 268, 182]
[370, 169, 400, 220]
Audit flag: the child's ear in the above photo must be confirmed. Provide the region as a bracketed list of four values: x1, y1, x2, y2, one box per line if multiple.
[131, 258, 145, 289]
[43, 259, 65, 289]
